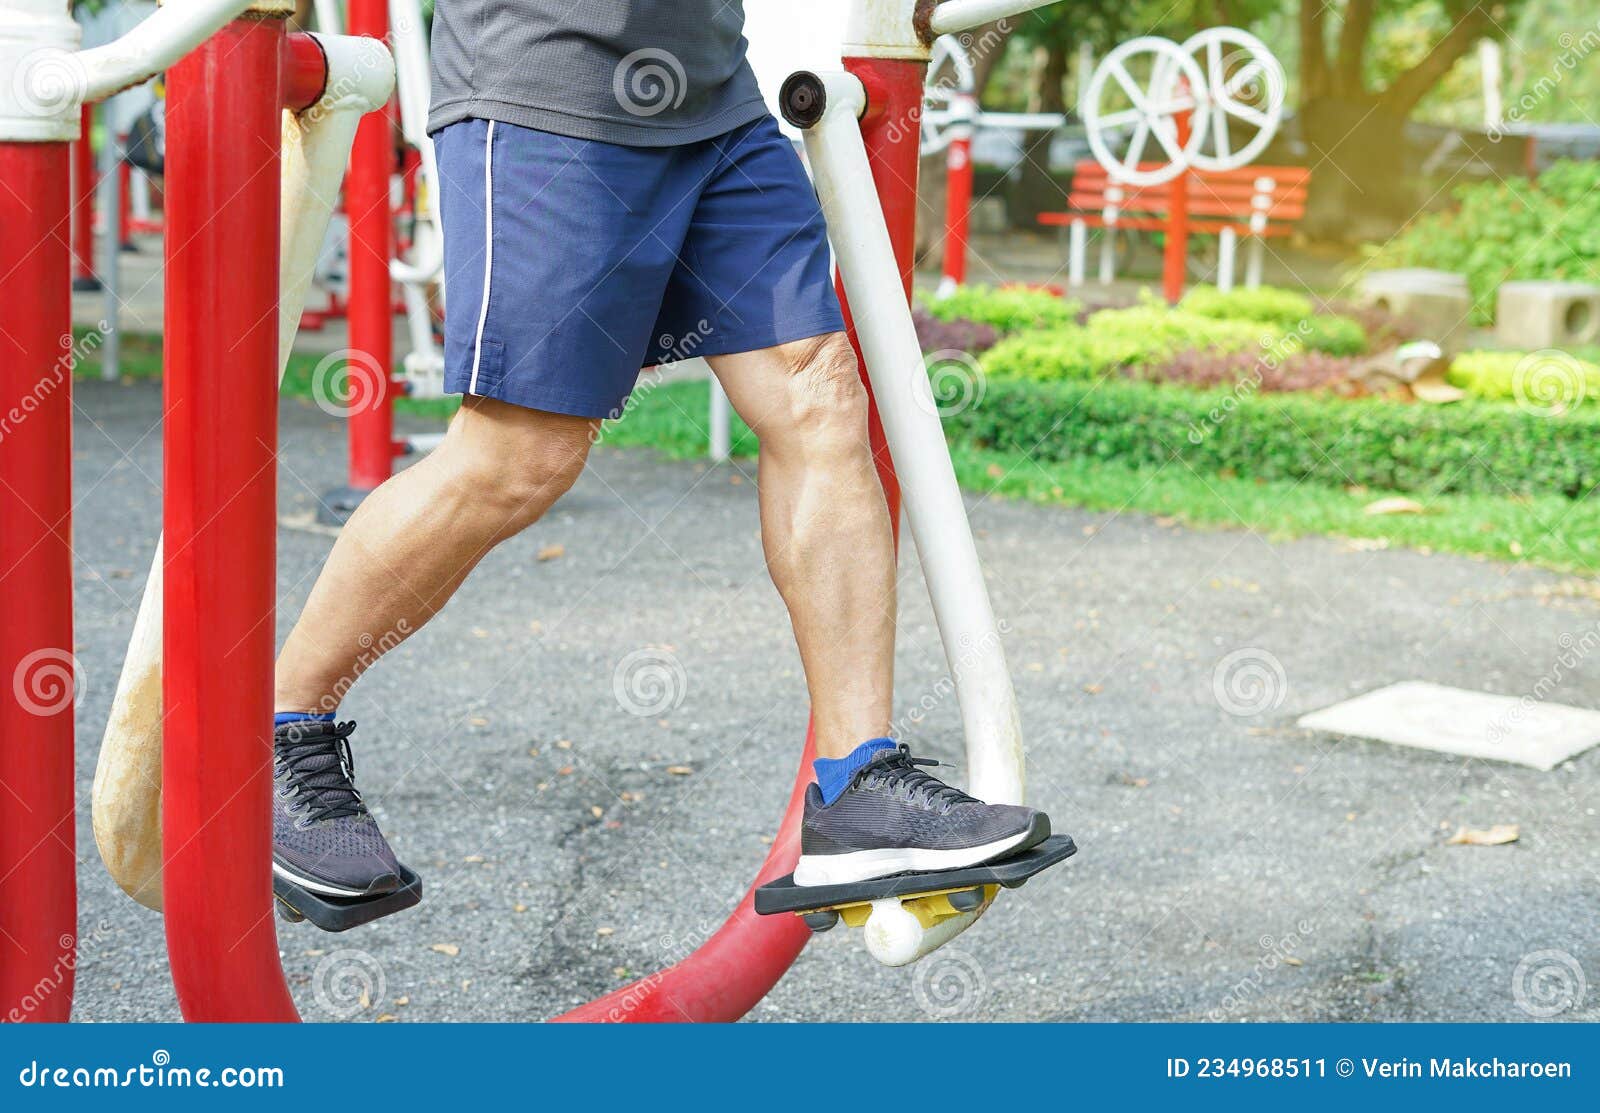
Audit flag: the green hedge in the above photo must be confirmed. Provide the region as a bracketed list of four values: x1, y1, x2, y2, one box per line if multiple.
[1449, 349, 1600, 407]
[950, 376, 1600, 498]
[1179, 285, 1315, 326]
[982, 304, 1365, 383]
[919, 284, 1081, 333]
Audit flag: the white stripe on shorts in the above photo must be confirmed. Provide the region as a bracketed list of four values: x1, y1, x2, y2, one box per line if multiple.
[468, 120, 497, 394]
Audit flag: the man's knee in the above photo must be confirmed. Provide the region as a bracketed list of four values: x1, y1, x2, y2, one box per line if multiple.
[441, 398, 595, 531]
[777, 333, 868, 446]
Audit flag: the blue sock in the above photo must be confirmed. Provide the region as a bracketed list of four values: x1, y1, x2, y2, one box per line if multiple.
[813, 737, 897, 805]
[274, 711, 335, 727]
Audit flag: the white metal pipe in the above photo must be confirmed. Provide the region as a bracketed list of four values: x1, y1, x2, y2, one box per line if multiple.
[1097, 228, 1114, 284]
[1217, 226, 1236, 293]
[77, 0, 262, 103]
[928, 0, 1058, 36]
[99, 119, 121, 380]
[387, 0, 443, 286]
[313, 0, 343, 34]
[1245, 234, 1264, 288]
[1067, 218, 1085, 286]
[709, 378, 732, 462]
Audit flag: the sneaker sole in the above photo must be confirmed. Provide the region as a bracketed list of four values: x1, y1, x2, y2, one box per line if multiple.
[273, 859, 401, 898]
[791, 812, 1051, 887]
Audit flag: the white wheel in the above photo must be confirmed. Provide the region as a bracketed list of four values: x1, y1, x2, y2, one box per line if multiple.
[1179, 27, 1285, 172]
[921, 34, 977, 156]
[1080, 36, 1210, 186]
[863, 899, 925, 967]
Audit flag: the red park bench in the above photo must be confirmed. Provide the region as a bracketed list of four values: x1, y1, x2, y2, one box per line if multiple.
[1038, 160, 1312, 290]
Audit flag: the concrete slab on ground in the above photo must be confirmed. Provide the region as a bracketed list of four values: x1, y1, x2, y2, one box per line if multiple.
[1298, 680, 1600, 771]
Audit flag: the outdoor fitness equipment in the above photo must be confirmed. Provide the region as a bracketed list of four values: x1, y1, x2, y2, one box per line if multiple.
[2, 0, 1067, 1023]
[1075, 26, 1284, 300]
[1, 0, 392, 1021]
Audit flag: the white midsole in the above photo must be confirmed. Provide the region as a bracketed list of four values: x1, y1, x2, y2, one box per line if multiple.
[792, 829, 1033, 887]
[273, 859, 380, 898]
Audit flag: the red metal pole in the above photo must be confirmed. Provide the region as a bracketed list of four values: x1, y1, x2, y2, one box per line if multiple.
[941, 97, 975, 291]
[162, 13, 300, 1022]
[0, 142, 78, 1024]
[1162, 106, 1191, 305]
[341, 0, 397, 500]
[554, 53, 922, 1025]
[70, 103, 99, 290]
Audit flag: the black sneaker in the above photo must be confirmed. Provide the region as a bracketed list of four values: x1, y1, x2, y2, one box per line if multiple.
[793, 743, 1050, 886]
[272, 719, 403, 898]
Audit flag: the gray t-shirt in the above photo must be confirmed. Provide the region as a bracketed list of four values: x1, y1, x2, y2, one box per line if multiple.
[428, 1, 768, 146]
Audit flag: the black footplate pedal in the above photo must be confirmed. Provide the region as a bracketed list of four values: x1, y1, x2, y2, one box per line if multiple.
[274, 864, 423, 932]
[755, 834, 1076, 933]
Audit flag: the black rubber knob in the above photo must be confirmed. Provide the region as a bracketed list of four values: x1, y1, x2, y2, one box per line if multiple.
[779, 71, 827, 129]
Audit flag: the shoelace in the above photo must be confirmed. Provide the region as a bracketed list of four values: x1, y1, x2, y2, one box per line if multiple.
[275, 720, 366, 823]
[853, 743, 976, 814]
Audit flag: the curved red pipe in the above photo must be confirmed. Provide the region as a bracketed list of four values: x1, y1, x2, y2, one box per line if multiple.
[0, 142, 78, 1024]
[162, 16, 300, 1022]
[555, 55, 923, 1024]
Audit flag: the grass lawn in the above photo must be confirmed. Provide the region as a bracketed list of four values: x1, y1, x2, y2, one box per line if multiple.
[76, 336, 1600, 573]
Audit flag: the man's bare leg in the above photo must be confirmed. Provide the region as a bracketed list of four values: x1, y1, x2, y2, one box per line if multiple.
[274, 397, 597, 714]
[707, 332, 896, 760]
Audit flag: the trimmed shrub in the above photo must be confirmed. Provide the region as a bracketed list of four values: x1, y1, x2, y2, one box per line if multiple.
[912, 306, 1000, 355]
[1369, 160, 1600, 323]
[1180, 285, 1315, 326]
[920, 284, 1081, 333]
[1449, 349, 1600, 408]
[948, 375, 1600, 499]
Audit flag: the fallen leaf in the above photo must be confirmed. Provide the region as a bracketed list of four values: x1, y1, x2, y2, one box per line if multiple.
[1284, 956, 1303, 967]
[1364, 496, 1425, 517]
[596, 926, 615, 937]
[537, 544, 565, 561]
[1082, 683, 1103, 695]
[430, 943, 460, 956]
[589, 805, 604, 818]
[556, 739, 573, 750]
[557, 765, 574, 776]
[394, 996, 409, 1007]
[513, 903, 527, 914]
[666, 765, 693, 776]
[375, 1014, 398, 1023]
[1446, 823, 1519, 846]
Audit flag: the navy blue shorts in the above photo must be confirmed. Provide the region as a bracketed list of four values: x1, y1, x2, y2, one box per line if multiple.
[434, 115, 846, 419]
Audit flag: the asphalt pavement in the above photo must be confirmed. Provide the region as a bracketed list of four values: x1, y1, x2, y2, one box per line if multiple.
[63, 378, 1599, 1022]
